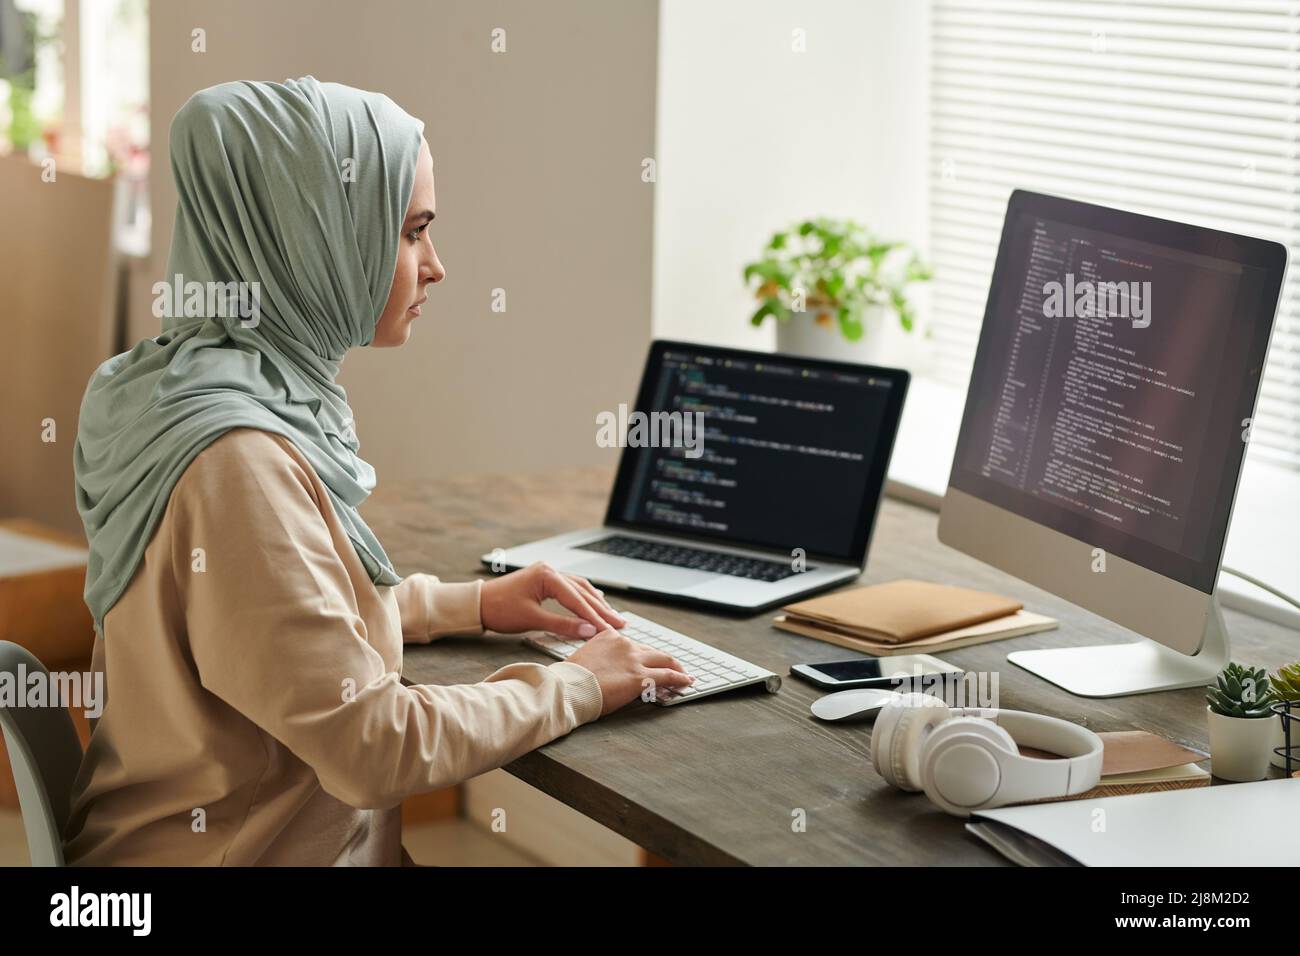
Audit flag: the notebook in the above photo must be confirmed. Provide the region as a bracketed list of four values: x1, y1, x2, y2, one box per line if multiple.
[773, 608, 1058, 656]
[968, 776, 1300, 866]
[782, 580, 1023, 643]
[1017, 731, 1210, 804]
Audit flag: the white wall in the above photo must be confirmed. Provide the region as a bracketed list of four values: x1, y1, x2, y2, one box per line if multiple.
[147, 0, 659, 482]
[653, 0, 930, 356]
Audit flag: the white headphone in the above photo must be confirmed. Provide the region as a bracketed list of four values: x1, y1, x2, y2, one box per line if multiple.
[870, 692, 1104, 817]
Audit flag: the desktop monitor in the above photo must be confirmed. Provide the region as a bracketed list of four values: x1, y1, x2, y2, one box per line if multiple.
[938, 190, 1287, 697]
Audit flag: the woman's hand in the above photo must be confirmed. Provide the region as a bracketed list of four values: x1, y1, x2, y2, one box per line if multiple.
[567, 630, 694, 715]
[481, 562, 693, 714]
[480, 561, 627, 639]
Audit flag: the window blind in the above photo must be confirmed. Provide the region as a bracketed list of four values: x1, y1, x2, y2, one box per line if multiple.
[929, 0, 1300, 470]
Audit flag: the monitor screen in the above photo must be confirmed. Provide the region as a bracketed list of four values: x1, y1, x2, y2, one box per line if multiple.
[948, 191, 1285, 593]
[606, 342, 909, 563]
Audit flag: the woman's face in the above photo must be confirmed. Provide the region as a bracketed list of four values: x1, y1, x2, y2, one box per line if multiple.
[373, 137, 443, 347]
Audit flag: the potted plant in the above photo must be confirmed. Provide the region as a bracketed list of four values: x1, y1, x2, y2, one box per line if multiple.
[1206, 662, 1278, 782]
[1268, 661, 1300, 770]
[742, 218, 931, 365]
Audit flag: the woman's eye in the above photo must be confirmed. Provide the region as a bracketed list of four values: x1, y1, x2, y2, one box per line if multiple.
[407, 223, 429, 243]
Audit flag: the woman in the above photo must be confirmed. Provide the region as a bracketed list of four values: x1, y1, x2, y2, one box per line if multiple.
[64, 77, 692, 866]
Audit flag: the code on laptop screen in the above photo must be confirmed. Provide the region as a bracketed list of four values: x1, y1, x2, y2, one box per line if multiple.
[614, 348, 901, 561]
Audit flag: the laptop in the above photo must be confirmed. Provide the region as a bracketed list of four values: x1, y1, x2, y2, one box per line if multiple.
[482, 340, 909, 613]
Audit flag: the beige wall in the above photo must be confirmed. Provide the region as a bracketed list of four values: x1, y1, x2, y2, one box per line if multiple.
[0, 156, 118, 535]
[147, 0, 658, 481]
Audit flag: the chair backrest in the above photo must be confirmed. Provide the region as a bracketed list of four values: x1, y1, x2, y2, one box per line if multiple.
[0, 641, 86, 866]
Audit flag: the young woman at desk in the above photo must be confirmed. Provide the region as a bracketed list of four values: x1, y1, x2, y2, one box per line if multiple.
[64, 77, 692, 866]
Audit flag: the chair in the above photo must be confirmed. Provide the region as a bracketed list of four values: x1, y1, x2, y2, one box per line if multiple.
[0, 641, 85, 866]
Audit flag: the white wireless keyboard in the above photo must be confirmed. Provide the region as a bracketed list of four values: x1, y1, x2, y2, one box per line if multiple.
[524, 611, 782, 706]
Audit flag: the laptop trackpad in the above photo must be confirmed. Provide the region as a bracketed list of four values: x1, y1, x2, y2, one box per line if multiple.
[554, 553, 711, 590]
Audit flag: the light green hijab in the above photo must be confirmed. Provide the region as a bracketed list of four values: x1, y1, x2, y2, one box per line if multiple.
[75, 76, 424, 635]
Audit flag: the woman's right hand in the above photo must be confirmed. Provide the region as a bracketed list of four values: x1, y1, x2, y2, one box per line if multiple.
[566, 630, 695, 715]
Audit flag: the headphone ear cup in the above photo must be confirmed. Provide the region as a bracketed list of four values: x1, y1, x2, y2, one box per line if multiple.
[920, 718, 1019, 815]
[928, 717, 1018, 758]
[870, 692, 952, 792]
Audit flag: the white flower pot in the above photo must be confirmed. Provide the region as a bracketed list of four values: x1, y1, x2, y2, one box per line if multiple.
[774, 305, 895, 366]
[1207, 706, 1276, 781]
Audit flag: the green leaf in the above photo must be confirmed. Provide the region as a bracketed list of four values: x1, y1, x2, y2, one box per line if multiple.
[897, 303, 915, 333]
[838, 307, 864, 342]
[749, 298, 782, 327]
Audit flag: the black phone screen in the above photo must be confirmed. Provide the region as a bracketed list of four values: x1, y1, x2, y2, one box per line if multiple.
[809, 656, 958, 684]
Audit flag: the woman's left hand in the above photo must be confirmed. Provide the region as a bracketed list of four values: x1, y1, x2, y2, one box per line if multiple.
[480, 561, 627, 640]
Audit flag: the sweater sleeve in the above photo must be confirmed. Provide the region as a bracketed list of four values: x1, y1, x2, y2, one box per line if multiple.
[167, 430, 604, 810]
[392, 573, 484, 643]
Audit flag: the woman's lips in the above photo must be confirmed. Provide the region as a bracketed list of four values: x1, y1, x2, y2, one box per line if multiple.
[408, 296, 427, 316]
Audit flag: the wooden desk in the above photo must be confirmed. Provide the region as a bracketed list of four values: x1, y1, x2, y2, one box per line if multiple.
[367, 467, 1299, 866]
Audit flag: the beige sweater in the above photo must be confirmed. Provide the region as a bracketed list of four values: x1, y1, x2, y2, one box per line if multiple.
[62, 427, 603, 866]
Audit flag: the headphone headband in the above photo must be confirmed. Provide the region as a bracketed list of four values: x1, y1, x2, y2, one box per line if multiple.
[952, 708, 1103, 765]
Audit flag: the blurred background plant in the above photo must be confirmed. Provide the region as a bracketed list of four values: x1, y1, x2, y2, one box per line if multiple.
[743, 217, 932, 343]
[0, 0, 147, 178]
[0, 0, 48, 153]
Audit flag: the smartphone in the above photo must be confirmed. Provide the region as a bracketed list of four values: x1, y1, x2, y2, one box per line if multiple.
[790, 654, 962, 690]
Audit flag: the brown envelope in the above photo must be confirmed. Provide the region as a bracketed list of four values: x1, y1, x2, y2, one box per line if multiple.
[782, 579, 1022, 644]
[1018, 731, 1207, 775]
[1097, 731, 1208, 776]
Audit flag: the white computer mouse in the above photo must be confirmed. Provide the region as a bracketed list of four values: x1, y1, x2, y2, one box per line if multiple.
[809, 688, 899, 722]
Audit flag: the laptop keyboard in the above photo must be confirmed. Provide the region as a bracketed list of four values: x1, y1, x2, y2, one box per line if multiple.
[576, 535, 800, 582]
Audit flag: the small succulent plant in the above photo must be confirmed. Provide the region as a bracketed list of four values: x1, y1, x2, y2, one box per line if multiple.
[1270, 661, 1300, 703]
[1206, 662, 1277, 719]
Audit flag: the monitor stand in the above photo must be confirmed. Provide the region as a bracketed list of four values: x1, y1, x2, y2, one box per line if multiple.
[1006, 598, 1231, 698]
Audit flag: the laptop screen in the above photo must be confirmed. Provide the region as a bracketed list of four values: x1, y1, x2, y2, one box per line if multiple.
[605, 341, 909, 564]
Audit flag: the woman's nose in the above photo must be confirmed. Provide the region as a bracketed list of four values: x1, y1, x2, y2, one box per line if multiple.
[425, 245, 446, 284]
